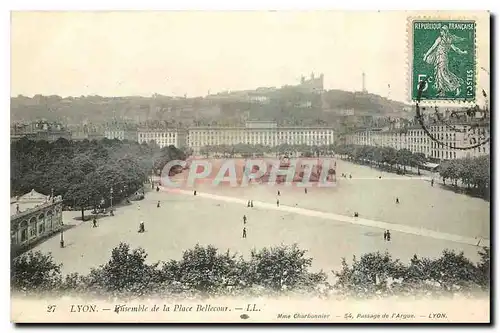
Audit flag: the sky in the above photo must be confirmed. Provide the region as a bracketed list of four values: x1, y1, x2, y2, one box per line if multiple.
[11, 11, 490, 103]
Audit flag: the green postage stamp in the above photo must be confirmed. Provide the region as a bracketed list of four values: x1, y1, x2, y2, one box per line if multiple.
[410, 19, 476, 102]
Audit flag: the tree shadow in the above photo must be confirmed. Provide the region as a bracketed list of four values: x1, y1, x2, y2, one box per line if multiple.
[437, 183, 490, 202]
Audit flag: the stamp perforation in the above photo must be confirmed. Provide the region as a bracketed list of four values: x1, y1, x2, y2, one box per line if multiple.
[406, 15, 479, 104]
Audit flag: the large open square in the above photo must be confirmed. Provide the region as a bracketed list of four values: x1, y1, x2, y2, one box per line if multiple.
[31, 160, 489, 279]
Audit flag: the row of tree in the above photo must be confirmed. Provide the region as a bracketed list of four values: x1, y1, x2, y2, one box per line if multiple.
[439, 156, 490, 191]
[12, 243, 489, 299]
[11, 138, 186, 220]
[199, 144, 336, 158]
[334, 144, 428, 174]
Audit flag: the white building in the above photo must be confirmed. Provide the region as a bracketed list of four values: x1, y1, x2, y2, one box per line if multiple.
[137, 128, 188, 149]
[345, 123, 489, 161]
[104, 127, 137, 141]
[187, 121, 335, 155]
[11, 189, 64, 255]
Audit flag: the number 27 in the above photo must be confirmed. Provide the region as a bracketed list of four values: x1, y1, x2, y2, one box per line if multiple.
[47, 305, 56, 313]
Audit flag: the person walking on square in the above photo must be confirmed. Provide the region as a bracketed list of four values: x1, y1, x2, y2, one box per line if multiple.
[242, 227, 247, 239]
[157, 200, 160, 208]
[431, 179, 434, 187]
[386, 230, 391, 242]
[92, 217, 98, 228]
[243, 215, 247, 224]
[305, 188, 308, 194]
[383, 230, 387, 241]
[156, 186, 160, 192]
[277, 190, 281, 196]
[276, 199, 280, 207]
[247, 200, 251, 207]
[194, 190, 197, 196]
[250, 200, 254, 207]
[395, 197, 399, 204]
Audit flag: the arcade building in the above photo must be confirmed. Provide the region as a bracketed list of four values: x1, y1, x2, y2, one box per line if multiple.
[10, 189, 64, 255]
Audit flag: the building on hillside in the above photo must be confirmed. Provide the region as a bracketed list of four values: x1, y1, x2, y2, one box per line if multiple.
[137, 127, 188, 148]
[11, 189, 64, 255]
[187, 121, 335, 155]
[298, 73, 324, 94]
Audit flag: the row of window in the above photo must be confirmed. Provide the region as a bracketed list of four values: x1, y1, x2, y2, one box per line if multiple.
[190, 131, 333, 136]
[12, 217, 59, 244]
[139, 133, 177, 138]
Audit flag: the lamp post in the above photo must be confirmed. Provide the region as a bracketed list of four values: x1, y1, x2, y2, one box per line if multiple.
[151, 168, 155, 189]
[110, 187, 114, 216]
[60, 229, 64, 248]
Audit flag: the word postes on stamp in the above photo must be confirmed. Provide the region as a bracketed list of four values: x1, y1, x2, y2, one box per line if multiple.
[411, 20, 476, 102]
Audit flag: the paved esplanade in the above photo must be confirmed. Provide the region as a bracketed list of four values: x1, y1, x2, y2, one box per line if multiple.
[32, 160, 488, 277]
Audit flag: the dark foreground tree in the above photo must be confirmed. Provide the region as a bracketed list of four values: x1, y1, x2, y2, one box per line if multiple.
[11, 251, 62, 293]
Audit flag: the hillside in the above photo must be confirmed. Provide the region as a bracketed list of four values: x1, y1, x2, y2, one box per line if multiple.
[10, 88, 412, 125]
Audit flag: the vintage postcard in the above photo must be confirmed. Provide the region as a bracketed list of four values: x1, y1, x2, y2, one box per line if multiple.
[10, 11, 490, 323]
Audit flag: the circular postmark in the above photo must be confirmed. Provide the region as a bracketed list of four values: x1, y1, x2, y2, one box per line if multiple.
[415, 79, 490, 150]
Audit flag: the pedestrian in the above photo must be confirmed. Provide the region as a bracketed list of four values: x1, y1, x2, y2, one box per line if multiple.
[396, 197, 399, 204]
[138, 221, 145, 233]
[243, 215, 247, 224]
[92, 217, 97, 228]
[156, 186, 160, 192]
[194, 190, 197, 196]
[386, 230, 391, 242]
[242, 227, 247, 239]
[383, 230, 387, 241]
[250, 200, 254, 207]
[247, 200, 251, 207]
[379, 176, 382, 179]
[349, 174, 352, 179]
[157, 201, 160, 208]
[354, 212, 359, 217]
[304, 188, 308, 194]
[276, 199, 280, 207]
[277, 190, 281, 196]
[431, 179, 434, 187]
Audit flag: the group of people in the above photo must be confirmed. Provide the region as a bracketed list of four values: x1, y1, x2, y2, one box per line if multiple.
[247, 200, 254, 208]
[383, 230, 391, 242]
[242, 215, 247, 238]
[340, 173, 352, 179]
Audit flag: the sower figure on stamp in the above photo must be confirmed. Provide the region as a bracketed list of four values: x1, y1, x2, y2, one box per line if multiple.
[423, 25, 468, 97]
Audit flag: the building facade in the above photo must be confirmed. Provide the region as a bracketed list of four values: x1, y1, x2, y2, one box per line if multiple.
[104, 124, 138, 141]
[11, 121, 72, 142]
[137, 128, 188, 148]
[345, 123, 489, 161]
[187, 121, 335, 155]
[11, 189, 64, 255]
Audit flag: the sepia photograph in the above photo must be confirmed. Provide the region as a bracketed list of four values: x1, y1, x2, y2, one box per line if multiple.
[9, 10, 490, 323]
